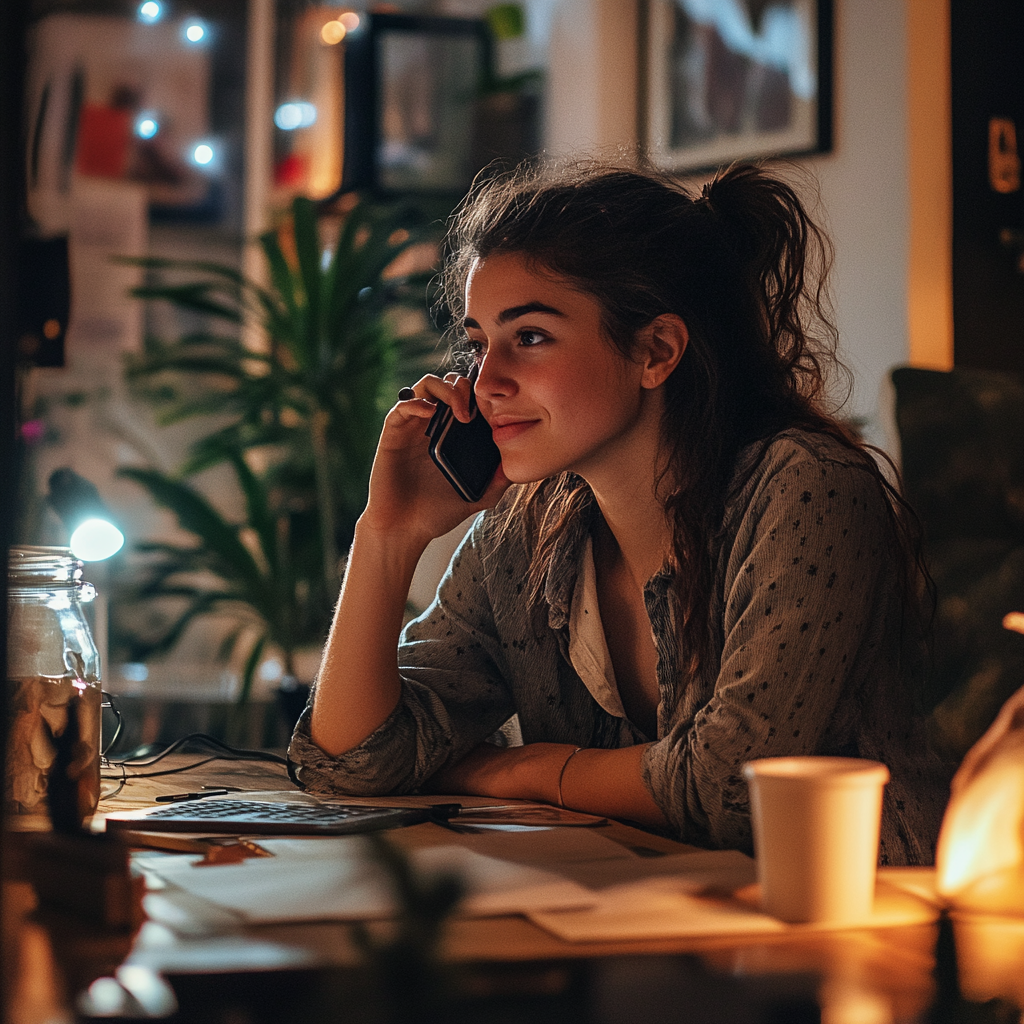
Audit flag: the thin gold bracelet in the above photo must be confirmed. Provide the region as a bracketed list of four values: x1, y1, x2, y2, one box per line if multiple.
[557, 747, 583, 808]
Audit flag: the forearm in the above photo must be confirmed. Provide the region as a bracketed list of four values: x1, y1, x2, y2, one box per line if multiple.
[310, 522, 427, 756]
[427, 743, 670, 830]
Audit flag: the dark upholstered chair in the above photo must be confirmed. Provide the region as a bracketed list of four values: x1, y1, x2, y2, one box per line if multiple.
[891, 365, 1024, 760]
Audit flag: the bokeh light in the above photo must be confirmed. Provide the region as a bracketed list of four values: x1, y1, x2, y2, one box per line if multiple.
[339, 12, 361, 31]
[135, 114, 159, 139]
[320, 20, 346, 45]
[184, 20, 207, 43]
[138, 1, 161, 23]
[274, 101, 317, 130]
[192, 143, 214, 165]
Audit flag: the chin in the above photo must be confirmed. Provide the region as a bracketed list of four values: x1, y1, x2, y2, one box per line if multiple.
[498, 456, 559, 485]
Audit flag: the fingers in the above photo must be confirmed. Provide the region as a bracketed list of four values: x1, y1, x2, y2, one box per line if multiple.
[396, 371, 475, 421]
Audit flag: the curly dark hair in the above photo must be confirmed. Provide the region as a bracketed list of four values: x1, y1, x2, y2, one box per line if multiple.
[440, 159, 929, 683]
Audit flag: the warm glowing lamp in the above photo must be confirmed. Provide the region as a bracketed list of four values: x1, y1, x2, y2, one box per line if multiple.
[935, 614, 1024, 915]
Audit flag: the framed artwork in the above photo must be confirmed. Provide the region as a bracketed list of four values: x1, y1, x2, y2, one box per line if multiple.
[642, 0, 832, 174]
[341, 14, 492, 197]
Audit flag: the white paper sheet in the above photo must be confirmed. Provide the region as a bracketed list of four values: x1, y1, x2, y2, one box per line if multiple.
[134, 831, 940, 941]
[135, 832, 618, 924]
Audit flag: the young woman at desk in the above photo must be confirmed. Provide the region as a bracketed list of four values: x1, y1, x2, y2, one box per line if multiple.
[289, 162, 949, 865]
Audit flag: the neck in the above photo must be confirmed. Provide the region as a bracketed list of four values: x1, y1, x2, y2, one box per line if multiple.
[578, 389, 674, 586]
[588, 462, 673, 588]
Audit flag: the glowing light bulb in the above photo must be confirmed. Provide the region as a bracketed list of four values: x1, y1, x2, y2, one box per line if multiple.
[135, 115, 159, 139]
[138, 1, 161, 23]
[339, 12, 360, 31]
[184, 20, 207, 43]
[321, 20, 345, 44]
[69, 519, 125, 562]
[192, 143, 214, 165]
[274, 102, 317, 131]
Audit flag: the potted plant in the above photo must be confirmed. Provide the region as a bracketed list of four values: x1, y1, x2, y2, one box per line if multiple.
[114, 195, 438, 723]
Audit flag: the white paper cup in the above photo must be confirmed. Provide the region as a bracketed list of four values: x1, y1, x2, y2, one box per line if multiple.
[742, 756, 890, 924]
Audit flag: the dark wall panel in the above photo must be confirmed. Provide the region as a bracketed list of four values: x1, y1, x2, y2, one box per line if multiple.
[951, 0, 1024, 377]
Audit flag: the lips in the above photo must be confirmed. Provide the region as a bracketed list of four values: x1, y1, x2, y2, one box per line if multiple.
[487, 414, 540, 444]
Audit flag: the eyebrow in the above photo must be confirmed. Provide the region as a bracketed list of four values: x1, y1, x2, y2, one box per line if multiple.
[463, 301, 567, 330]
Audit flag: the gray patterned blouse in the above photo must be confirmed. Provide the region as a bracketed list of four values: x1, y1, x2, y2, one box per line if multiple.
[288, 429, 951, 865]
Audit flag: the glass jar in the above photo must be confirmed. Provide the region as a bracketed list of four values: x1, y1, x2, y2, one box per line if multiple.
[6, 545, 102, 829]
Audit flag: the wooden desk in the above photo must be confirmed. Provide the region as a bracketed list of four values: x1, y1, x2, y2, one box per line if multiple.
[4, 755, 1019, 1023]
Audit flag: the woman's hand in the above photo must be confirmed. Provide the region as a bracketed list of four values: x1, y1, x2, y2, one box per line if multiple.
[360, 371, 510, 547]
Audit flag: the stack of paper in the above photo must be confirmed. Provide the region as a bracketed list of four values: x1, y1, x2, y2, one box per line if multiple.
[134, 829, 940, 941]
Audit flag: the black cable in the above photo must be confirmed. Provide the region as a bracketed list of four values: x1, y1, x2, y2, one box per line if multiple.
[100, 690, 122, 756]
[106, 732, 289, 768]
[100, 732, 290, 790]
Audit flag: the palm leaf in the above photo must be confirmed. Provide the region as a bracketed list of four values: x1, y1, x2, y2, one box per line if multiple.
[118, 467, 264, 588]
[291, 197, 323, 361]
[128, 283, 243, 323]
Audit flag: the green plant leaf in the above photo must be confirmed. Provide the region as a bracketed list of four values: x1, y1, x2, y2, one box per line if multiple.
[129, 283, 243, 323]
[291, 196, 322, 362]
[259, 228, 300, 331]
[237, 632, 269, 706]
[118, 467, 265, 588]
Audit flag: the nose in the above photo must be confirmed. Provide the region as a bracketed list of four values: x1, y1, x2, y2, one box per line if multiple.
[474, 350, 517, 403]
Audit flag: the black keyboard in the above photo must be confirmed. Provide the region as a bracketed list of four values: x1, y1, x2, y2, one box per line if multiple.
[104, 799, 457, 836]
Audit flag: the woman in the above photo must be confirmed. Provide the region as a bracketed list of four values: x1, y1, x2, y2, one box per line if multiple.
[289, 161, 949, 865]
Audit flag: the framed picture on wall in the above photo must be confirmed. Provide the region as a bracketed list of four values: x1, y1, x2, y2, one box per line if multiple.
[642, 0, 833, 174]
[342, 13, 492, 197]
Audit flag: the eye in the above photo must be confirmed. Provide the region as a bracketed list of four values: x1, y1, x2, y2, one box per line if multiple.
[517, 329, 547, 347]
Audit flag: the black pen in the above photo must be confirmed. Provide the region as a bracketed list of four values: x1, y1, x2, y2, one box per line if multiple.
[155, 789, 231, 803]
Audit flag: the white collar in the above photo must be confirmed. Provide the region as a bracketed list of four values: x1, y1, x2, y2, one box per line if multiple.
[568, 534, 627, 718]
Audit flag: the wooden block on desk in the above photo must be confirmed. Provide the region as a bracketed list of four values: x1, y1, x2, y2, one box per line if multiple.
[27, 831, 145, 931]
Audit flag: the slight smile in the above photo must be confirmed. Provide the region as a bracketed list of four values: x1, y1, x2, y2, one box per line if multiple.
[488, 416, 540, 443]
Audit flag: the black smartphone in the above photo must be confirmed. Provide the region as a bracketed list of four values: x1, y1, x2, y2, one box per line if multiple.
[425, 364, 502, 502]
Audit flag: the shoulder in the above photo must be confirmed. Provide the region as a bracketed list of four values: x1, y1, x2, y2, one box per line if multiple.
[724, 428, 893, 539]
[732, 428, 884, 499]
[738, 427, 877, 479]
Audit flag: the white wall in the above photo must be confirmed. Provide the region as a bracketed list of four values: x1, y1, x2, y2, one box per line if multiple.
[544, 0, 914, 451]
[806, 0, 911, 450]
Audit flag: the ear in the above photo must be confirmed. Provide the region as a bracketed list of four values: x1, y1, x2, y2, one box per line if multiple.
[638, 314, 688, 389]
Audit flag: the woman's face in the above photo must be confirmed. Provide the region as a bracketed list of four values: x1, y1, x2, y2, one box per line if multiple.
[463, 253, 658, 485]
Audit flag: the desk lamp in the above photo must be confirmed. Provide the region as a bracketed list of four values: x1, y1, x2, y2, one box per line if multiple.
[46, 467, 124, 676]
[47, 467, 124, 561]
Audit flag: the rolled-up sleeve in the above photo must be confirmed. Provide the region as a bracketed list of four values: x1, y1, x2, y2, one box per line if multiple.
[288, 517, 517, 795]
[642, 452, 900, 851]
